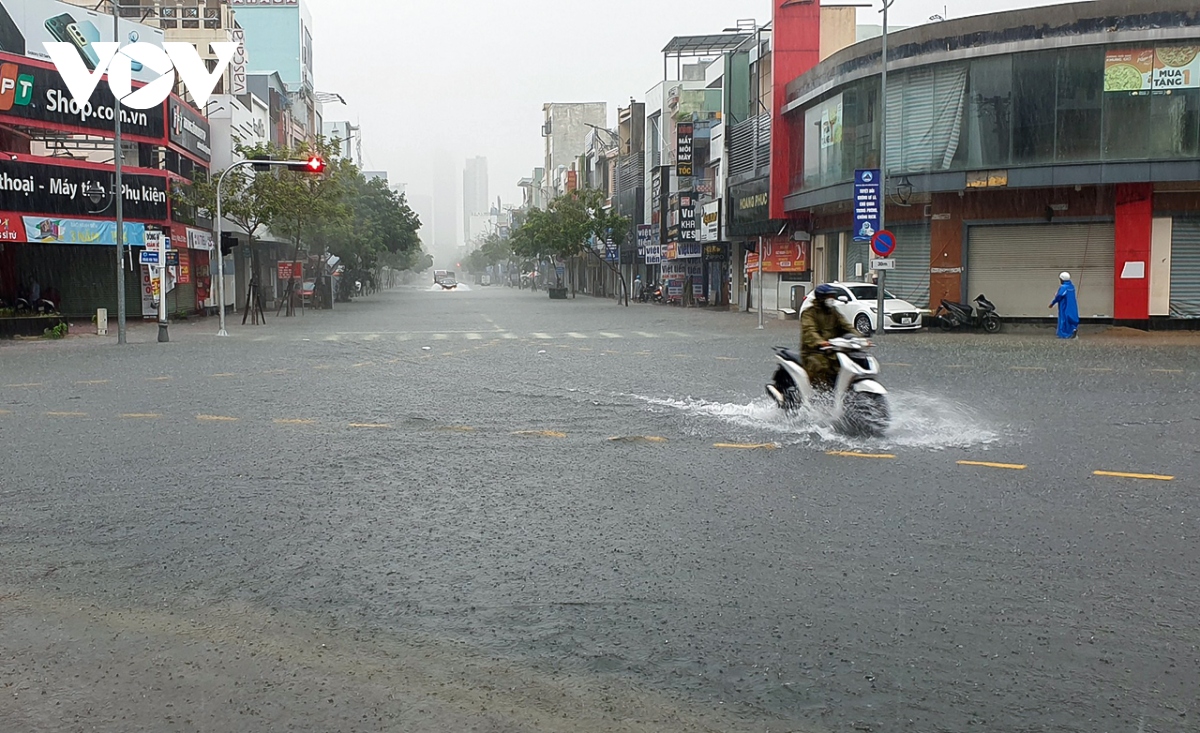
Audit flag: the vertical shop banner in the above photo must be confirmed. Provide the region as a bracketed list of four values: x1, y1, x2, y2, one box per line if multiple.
[679, 193, 697, 242]
[699, 200, 720, 242]
[675, 121, 694, 178]
[176, 248, 191, 284]
[636, 224, 652, 258]
[853, 169, 881, 242]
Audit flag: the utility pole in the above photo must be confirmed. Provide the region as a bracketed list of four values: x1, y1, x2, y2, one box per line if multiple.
[876, 0, 893, 339]
[113, 0, 126, 344]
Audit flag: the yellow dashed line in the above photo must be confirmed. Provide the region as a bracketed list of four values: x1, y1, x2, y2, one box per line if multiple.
[1078, 367, 1113, 373]
[74, 379, 109, 385]
[883, 362, 912, 367]
[946, 364, 968, 368]
[438, 425, 475, 432]
[714, 442, 778, 450]
[714, 356, 739, 361]
[511, 430, 567, 438]
[45, 411, 87, 417]
[958, 460, 1026, 470]
[274, 418, 317, 425]
[1151, 369, 1183, 374]
[352, 362, 373, 368]
[826, 450, 896, 459]
[262, 369, 289, 375]
[5, 382, 43, 388]
[210, 373, 237, 378]
[313, 365, 332, 370]
[145, 376, 172, 381]
[120, 413, 160, 419]
[0, 409, 11, 415]
[1094, 470, 1173, 481]
[1009, 366, 1046, 372]
[349, 422, 392, 429]
[196, 414, 239, 422]
[608, 435, 669, 443]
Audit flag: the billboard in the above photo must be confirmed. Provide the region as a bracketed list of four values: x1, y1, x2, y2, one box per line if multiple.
[0, 158, 169, 220]
[0, 0, 165, 83]
[1104, 46, 1200, 94]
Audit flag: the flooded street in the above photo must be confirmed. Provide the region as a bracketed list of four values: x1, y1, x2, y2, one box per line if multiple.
[2, 285, 1198, 732]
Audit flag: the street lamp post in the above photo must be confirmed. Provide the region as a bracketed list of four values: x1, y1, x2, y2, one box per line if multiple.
[112, 0, 126, 344]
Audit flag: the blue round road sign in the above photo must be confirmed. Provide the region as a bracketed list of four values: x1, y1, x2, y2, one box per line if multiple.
[871, 229, 896, 258]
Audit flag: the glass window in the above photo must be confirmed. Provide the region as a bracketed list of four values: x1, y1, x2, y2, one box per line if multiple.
[803, 93, 844, 189]
[1055, 47, 1104, 162]
[1149, 90, 1200, 159]
[1103, 92, 1151, 160]
[841, 78, 880, 174]
[848, 285, 897, 301]
[1012, 51, 1057, 165]
[963, 55, 1012, 169]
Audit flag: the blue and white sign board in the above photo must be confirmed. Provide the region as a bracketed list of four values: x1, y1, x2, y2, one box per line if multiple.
[139, 251, 159, 265]
[853, 169, 881, 242]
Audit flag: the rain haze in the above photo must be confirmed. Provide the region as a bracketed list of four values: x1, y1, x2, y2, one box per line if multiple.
[310, 0, 1082, 255]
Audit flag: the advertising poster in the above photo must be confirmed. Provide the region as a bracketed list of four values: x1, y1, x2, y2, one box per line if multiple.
[1104, 46, 1200, 93]
[853, 169, 881, 242]
[21, 215, 145, 245]
[1152, 45, 1200, 90]
[0, 0, 164, 82]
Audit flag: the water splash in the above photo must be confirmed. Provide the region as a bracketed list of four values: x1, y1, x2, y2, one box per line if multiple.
[630, 391, 1001, 451]
[427, 283, 472, 292]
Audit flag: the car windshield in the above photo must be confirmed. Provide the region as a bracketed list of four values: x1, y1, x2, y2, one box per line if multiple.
[848, 285, 898, 301]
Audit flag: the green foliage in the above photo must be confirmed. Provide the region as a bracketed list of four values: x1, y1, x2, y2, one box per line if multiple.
[464, 232, 512, 273]
[43, 322, 67, 339]
[509, 189, 629, 263]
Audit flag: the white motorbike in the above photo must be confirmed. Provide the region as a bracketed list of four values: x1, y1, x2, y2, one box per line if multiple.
[765, 336, 890, 437]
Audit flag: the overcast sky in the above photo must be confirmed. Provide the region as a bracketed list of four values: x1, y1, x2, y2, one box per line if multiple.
[308, 0, 1081, 217]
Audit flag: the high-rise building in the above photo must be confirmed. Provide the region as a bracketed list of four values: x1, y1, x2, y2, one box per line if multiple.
[542, 103, 606, 196]
[432, 150, 459, 264]
[463, 156, 489, 246]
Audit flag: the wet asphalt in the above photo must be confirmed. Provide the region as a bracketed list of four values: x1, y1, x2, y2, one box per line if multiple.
[1, 282, 1198, 732]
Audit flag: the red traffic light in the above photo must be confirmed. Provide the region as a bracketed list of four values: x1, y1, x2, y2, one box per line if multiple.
[303, 156, 325, 173]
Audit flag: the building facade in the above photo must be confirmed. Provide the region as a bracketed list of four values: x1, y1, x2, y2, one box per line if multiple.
[779, 0, 1200, 325]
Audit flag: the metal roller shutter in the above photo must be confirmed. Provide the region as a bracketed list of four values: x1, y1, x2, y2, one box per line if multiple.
[16, 245, 141, 318]
[845, 237, 870, 281]
[967, 223, 1114, 318]
[884, 223, 931, 308]
[1170, 218, 1200, 318]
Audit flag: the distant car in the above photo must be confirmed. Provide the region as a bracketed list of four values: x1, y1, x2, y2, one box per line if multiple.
[301, 280, 316, 304]
[800, 281, 922, 335]
[439, 276, 458, 290]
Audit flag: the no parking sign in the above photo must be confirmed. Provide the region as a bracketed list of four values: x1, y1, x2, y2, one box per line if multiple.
[871, 229, 897, 258]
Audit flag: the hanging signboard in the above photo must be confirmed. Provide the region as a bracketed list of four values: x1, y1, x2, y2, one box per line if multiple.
[853, 169, 881, 242]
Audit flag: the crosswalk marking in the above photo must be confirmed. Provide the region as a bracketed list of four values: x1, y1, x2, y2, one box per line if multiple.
[432, 333, 449, 340]
[465, 333, 482, 340]
[566, 332, 587, 339]
[363, 333, 380, 341]
[500, 332, 518, 339]
[531, 332, 553, 339]
[599, 332, 623, 339]
[323, 334, 340, 342]
[635, 331, 656, 338]
[237, 329, 715, 343]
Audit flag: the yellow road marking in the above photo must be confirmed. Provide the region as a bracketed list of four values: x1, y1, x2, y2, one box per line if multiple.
[958, 460, 1026, 470]
[262, 369, 289, 375]
[1078, 367, 1113, 373]
[946, 364, 968, 368]
[313, 365, 332, 370]
[883, 362, 912, 367]
[608, 435, 669, 443]
[1094, 470, 1173, 481]
[145, 376, 172, 381]
[714, 442, 778, 450]
[120, 413, 160, 419]
[352, 362, 373, 368]
[349, 422, 392, 429]
[210, 373, 237, 378]
[826, 450, 896, 459]
[1151, 369, 1183, 374]
[511, 430, 567, 438]
[196, 414, 239, 422]
[274, 418, 317, 425]
[5, 382, 43, 388]
[438, 425, 475, 432]
[714, 356, 739, 361]
[45, 411, 86, 417]
[0, 409, 11, 415]
[74, 379, 109, 385]
[1009, 366, 1046, 371]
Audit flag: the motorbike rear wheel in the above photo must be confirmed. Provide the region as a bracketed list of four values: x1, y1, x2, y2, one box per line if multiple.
[840, 391, 890, 437]
[767, 368, 799, 410]
[982, 313, 1002, 334]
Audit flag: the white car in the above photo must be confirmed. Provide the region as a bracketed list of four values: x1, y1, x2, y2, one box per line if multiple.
[800, 281, 923, 335]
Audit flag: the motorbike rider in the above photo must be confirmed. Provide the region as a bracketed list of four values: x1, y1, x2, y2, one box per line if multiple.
[801, 283, 861, 391]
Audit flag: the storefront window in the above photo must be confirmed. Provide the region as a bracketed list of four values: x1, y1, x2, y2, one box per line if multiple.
[1055, 47, 1104, 162]
[1012, 51, 1057, 165]
[963, 55, 1012, 169]
[803, 92, 844, 189]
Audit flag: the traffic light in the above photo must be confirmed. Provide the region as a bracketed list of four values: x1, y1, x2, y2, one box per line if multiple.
[298, 156, 325, 174]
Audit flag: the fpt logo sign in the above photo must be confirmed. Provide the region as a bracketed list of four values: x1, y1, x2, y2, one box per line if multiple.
[0, 63, 34, 112]
[43, 41, 239, 110]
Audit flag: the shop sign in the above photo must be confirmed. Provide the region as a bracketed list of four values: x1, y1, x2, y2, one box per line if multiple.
[743, 240, 809, 273]
[604, 233, 617, 262]
[0, 212, 27, 241]
[636, 224, 652, 257]
[853, 169, 881, 242]
[644, 243, 662, 265]
[169, 97, 211, 162]
[277, 260, 304, 280]
[676, 121, 693, 177]
[728, 176, 771, 236]
[676, 241, 702, 259]
[176, 247, 191, 284]
[703, 242, 729, 262]
[699, 200, 720, 242]
[229, 27, 248, 95]
[0, 53, 165, 140]
[679, 192, 697, 242]
[185, 227, 213, 251]
[21, 215, 145, 245]
[1, 159, 169, 219]
[665, 242, 677, 260]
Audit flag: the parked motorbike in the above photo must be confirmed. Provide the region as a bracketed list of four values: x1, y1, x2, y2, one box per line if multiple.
[13, 297, 57, 315]
[934, 294, 1001, 334]
[639, 282, 664, 303]
[765, 337, 890, 437]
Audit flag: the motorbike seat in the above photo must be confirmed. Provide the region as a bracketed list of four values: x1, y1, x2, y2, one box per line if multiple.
[774, 347, 803, 363]
[942, 300, 971, 311]
[974, 295, 996, 311]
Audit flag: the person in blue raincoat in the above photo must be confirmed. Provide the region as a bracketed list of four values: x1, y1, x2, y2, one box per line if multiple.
[1049, 271, 1079, 339]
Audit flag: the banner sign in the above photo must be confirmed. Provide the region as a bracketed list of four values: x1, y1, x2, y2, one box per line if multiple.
[636, 223, 652, 258]
[0, 159, 169, 219]
[644, 242, 662, 265]
[185, 227, 213, 251]
[277, 260, 303, 280]
[1104, 46, 1200, 93]
[21, 215, 145, 245]
[699, 200, 719, 242]
[853, 169, 881, 242]
[0, 52, 165, 141]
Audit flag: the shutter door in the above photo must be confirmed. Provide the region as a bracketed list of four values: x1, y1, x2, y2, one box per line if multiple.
[16, 245, 140, 318]
[1170, 218, 1200, 318]
[171, 282, 196, 315]
[968, 223, 1114, 318]
[885, 223, 931, 308]
[845, 236, 870, 281]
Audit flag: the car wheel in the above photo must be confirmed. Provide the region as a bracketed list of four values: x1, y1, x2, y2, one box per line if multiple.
[854, 312, 874, 336]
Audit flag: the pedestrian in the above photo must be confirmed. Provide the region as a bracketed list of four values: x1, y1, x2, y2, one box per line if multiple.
[633, 275, 643, 302]
[1049, 271, 1079, 339]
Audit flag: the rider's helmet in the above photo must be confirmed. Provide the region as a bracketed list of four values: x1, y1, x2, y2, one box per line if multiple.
[1059, 272, 1071, 282]
[814, 283, 839, 305]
